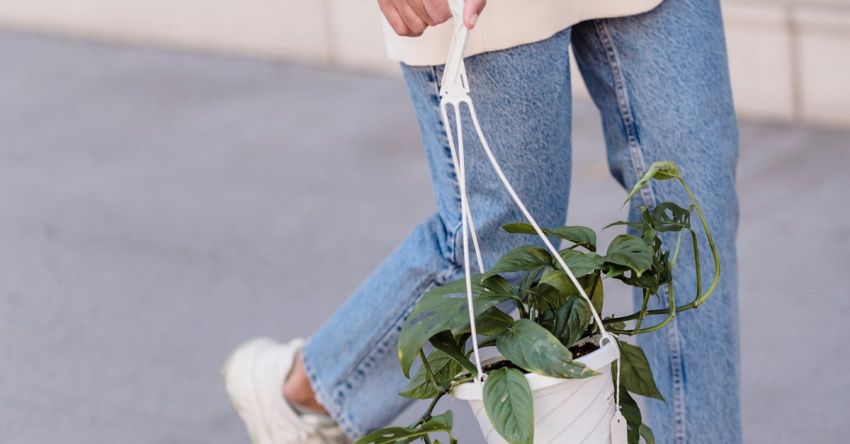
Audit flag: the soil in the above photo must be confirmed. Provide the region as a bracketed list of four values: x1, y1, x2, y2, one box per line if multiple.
[481, 360, 523, 373]
[480, 341, 601, 375]
[569, 341, 600, 359]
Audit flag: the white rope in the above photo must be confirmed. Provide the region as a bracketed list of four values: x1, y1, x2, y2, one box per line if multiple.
[464, 100, 610, 337]
[452, 103, 484, 273]
[440, 98, 486, 385]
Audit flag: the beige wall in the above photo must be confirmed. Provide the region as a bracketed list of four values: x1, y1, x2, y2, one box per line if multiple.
[1, 0, 848, 126]
[0, 0, 396, 71]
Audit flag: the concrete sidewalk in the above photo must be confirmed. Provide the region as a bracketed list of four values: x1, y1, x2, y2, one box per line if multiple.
[1, 30, 848, 444]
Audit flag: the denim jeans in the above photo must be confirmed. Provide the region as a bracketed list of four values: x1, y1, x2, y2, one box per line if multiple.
[303, 0, 741, 442]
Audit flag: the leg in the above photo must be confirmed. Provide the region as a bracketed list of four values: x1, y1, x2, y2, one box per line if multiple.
[572, 1, 741, 442]
[302, 29, 575, 438]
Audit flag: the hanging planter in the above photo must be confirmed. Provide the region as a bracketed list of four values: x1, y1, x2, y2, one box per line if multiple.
[355, 163, 720, 444]
[357, 157, 719, 443]
[357, 2, 720, 443]
[454, 336, 621, 444]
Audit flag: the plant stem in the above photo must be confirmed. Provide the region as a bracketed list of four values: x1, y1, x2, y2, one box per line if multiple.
[634, 288, 650, 331]
[689, 227, 703, 305]
[677, 177, 720, 308]
[411, 390, 447, 428]
[670, 229, 684, 267]
[604, 177, 721, 328]
[452, 375, 476, 386]
[514, 298, 528, 318]
[588, 273, 602, 333]
[609, 280, 676, 335]
[425, 392, 443, 417]
[605, 304, 685, 323]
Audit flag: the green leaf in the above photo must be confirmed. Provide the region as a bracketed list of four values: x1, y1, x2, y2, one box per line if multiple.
[503, 223, 597, 252]
[398, 274, 514, 377]
[429, 331, 478, 376]
[422, 272, 512, 299]
[618, 341, 664, 401]
[623, 161, 682, 205]
[603, 220, 644, 232]
[399, 350, 460, 399]
[605, 318, 625, 329]
[553, 296, 592, 348]
[483, 368, 534, 444]
[424, 410, 454, 428]
[639, 423, 656, 444]
[604, 235, 653, 277]
[603, 263, 630, 279]
[618, 383, 642, 444]
[491, 246, 552, 273]
[355, 427, 424, 444]
[535, 268, 577, 309]
[651, 202, 691, 232]
[612, 364, 643, 444]
[355, 411, 454, 444]
[474, 307, 515, 337]
[557, 250, 605, 278]
[496, 319, 596, 379]
[583, 272, 605, 317]
[635, 206, 659, 244]
[538, 268, 574, 292]
[547, 226, 597, 252]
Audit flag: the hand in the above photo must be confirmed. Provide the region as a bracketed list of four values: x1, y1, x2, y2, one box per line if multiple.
[378, 0, 486, 37]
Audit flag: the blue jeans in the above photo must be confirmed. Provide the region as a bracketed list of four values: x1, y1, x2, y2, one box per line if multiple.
[303, 0, 741, 442]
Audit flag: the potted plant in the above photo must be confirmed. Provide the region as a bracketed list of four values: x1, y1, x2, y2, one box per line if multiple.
[355, 161, 720, 444]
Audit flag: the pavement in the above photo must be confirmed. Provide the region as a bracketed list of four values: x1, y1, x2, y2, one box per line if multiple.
[1, 30, 848, 444]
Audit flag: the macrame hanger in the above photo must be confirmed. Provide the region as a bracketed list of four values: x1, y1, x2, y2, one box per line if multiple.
[438, 0, 619, 409]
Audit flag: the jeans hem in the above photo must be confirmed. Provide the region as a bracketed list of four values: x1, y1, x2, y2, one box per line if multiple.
[302, 338, 363, 439]
[302, 264, 464, 440]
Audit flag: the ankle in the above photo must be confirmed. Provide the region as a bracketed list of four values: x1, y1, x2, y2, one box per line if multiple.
[283, 353, 329, 415]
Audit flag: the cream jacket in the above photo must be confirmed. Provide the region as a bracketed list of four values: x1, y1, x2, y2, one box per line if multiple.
[382, 0, 663, 66]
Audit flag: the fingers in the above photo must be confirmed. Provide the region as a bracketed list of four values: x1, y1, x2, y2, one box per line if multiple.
[395, 0, 429, 36]
[380, 0, 482, 36]
[379, 0, 429, 36]
[463, 0, 486, 29]
[378, 0, 412, 36]
[422, 0, 452, 25]
[405, 0, 437, 26]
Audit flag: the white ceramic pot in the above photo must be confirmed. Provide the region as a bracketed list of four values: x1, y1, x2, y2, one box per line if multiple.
[453, 338, 620, 444]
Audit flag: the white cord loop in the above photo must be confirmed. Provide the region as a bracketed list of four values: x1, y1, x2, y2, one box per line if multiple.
[439, 0, 619, 406]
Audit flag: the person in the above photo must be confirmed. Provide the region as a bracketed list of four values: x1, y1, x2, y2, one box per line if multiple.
[222, 0, 742, 442]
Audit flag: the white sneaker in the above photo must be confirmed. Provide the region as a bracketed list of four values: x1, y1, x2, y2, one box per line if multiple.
[222, 337, 350, 444]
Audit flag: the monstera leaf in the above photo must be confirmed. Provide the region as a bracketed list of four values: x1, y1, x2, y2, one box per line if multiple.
[558, 250, 605, 278]
[399, 350, 461, 399]
[484, 368, 534, 444]
[490, 245, 552, 273]
[397, 273, 513, 377]
[496, 319, 595, 379]
[618, 341, 664, 400]
[604, 235, 653, 277]
[623, 161, 681, 204]
[357, 411, 454, 444]
[552, 296, 592, 348]
[502, 223, 597, 252]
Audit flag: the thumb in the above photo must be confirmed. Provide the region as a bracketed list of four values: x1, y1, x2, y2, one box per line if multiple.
[463, 0, 486, 29]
